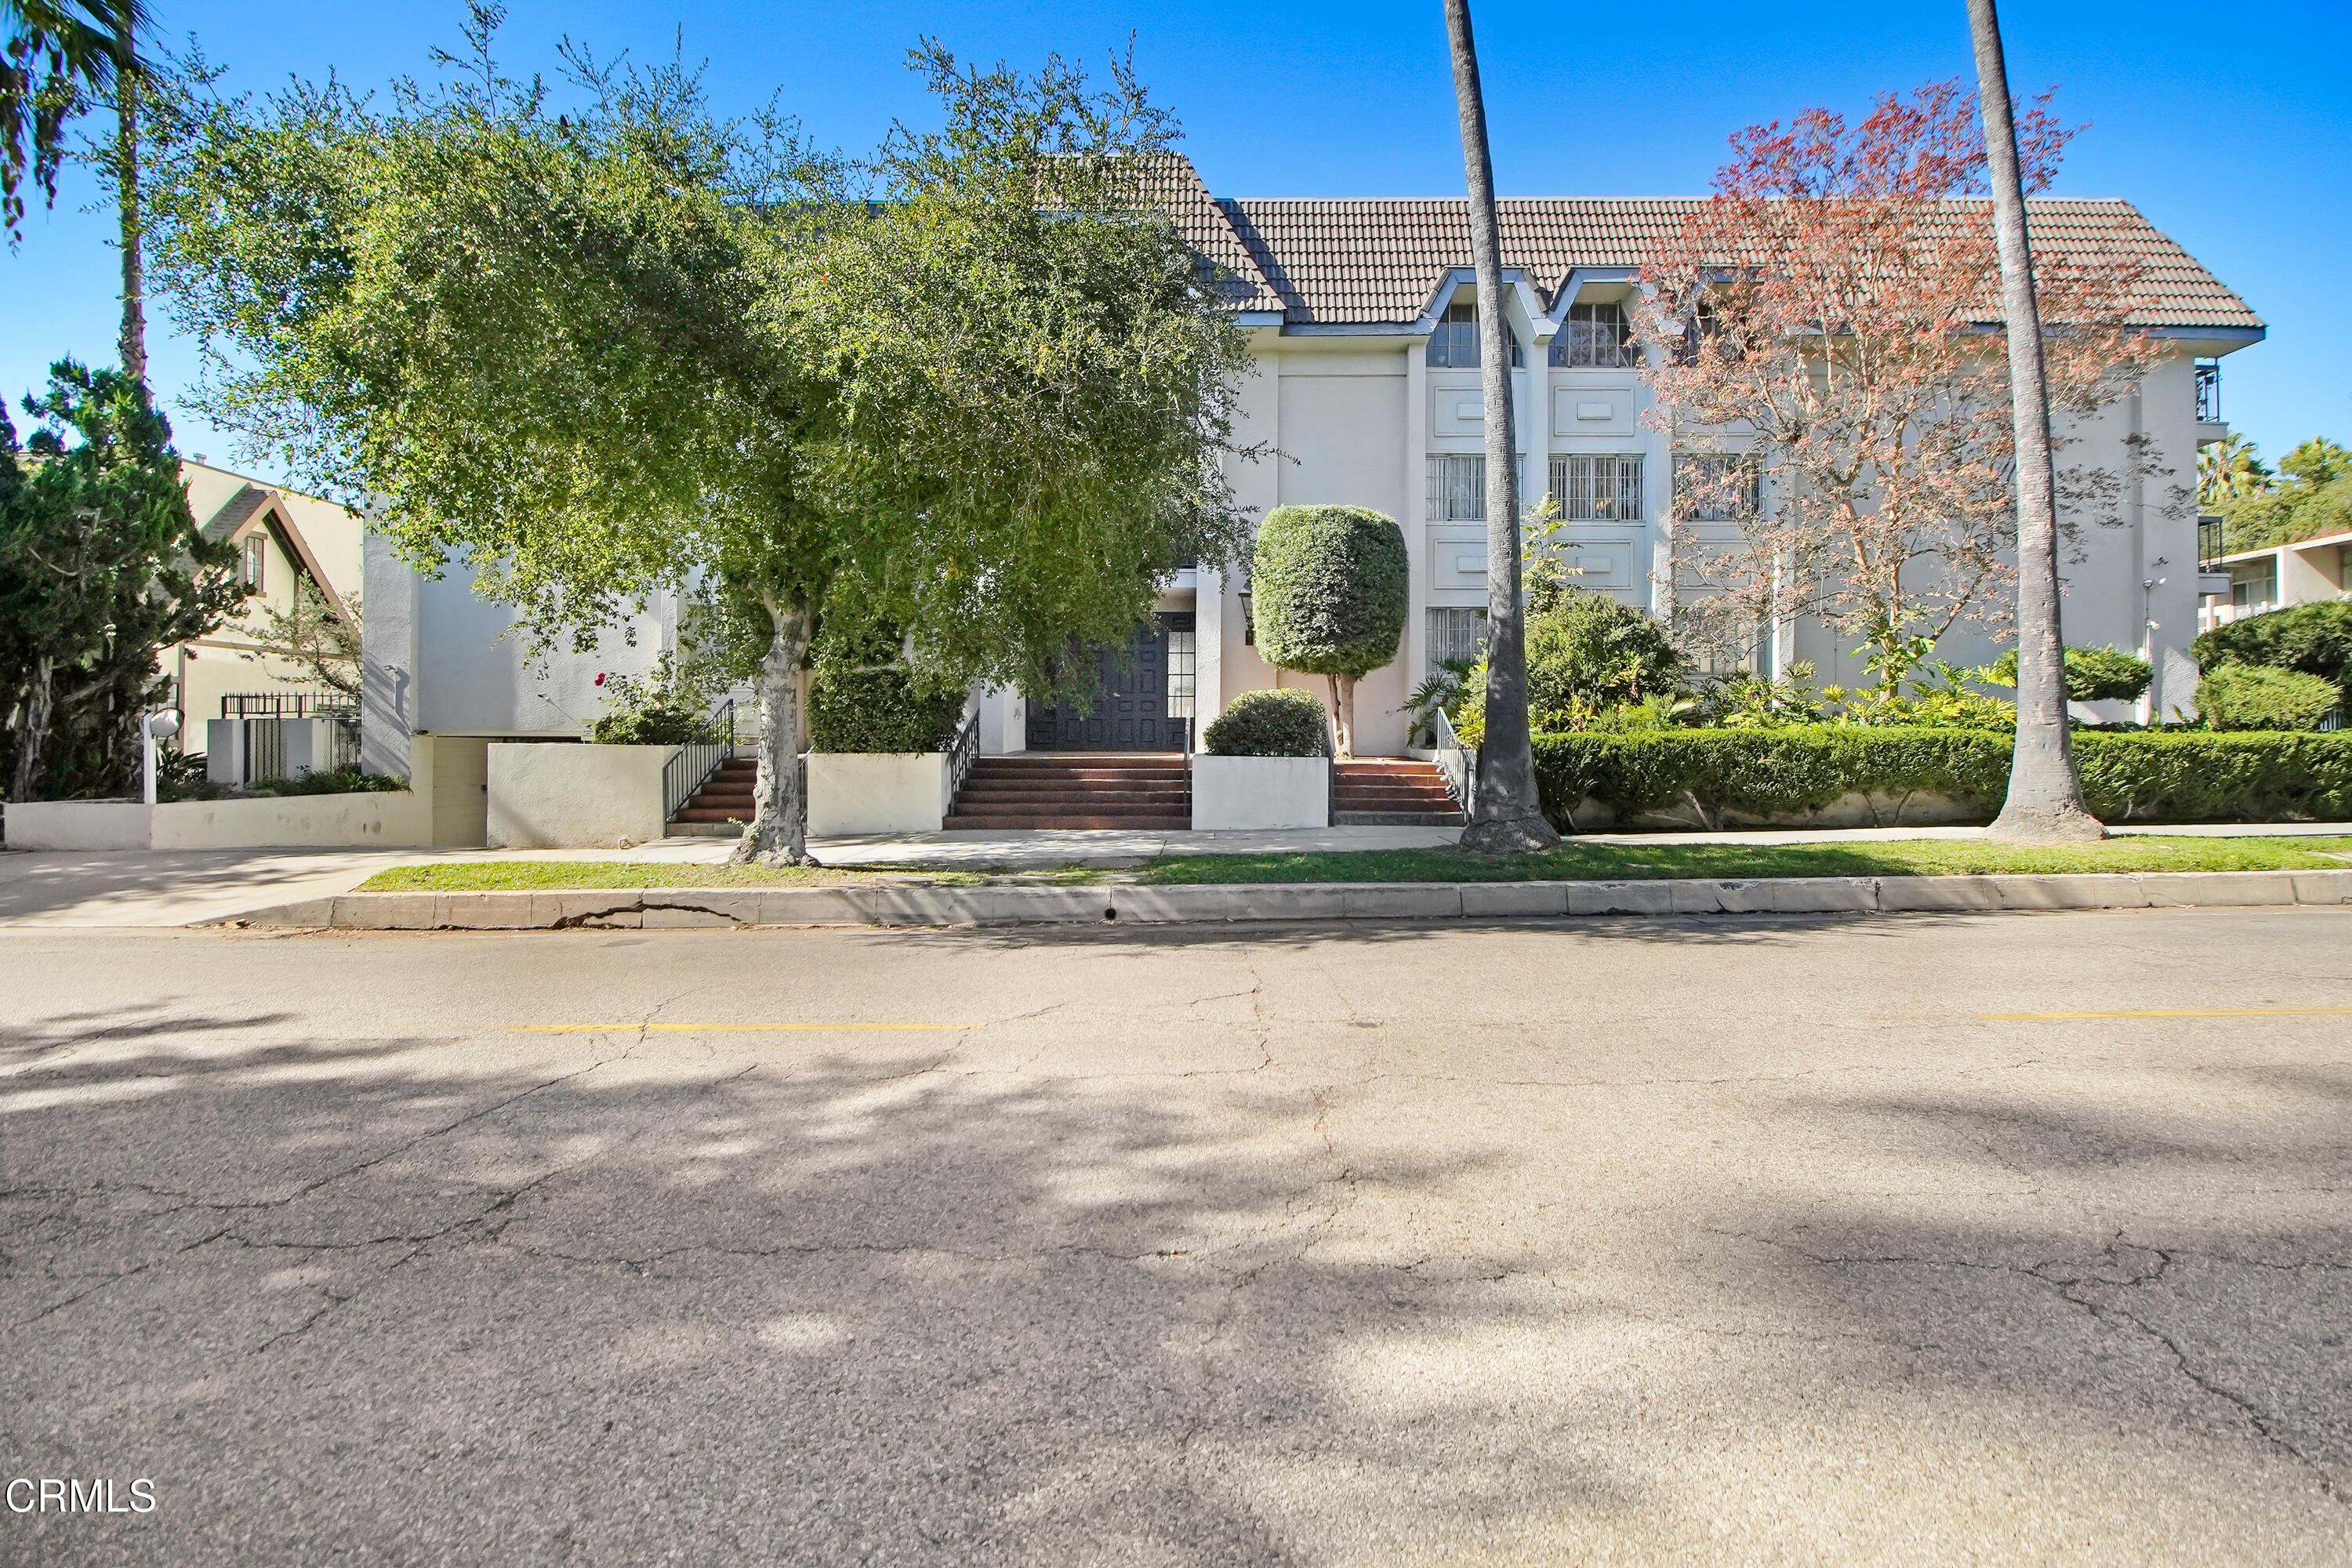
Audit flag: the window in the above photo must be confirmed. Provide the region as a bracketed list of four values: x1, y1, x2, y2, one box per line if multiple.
[1549, 301, 1637, 368]
[1166, 627, 1196, 720]
[1428, 607, 1489, 667]
[1546, 454, 1644, 522]
[1426, 299, 1524, 368]
[1674, 453, 1761, 522]
[1427, 455, 1486, 521]
[241, 535, 266, 590]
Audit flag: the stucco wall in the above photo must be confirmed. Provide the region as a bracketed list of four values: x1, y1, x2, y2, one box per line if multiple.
[1192, 756, 1330, 830]
[807, 753, 951, 836]
[488, 742, 674, 848]
[5, 791, 431, 851]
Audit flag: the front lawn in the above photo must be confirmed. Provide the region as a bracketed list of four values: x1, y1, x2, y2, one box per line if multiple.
[1134, 835, 2352, 885]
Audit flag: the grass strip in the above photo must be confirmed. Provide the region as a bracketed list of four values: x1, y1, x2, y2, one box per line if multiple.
[358, 861, 996, 892]
[1135, 836, 2352, 885]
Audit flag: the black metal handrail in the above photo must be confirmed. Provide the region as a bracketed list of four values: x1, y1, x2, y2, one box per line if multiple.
[2198, 514, 2227, 568]
[947, 699, 982, 800]
[2195, 360, 2221, 425]
[662, 698, 738, 827]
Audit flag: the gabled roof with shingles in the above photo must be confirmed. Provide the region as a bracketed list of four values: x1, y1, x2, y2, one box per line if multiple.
[198, 483, 271, 545]
[1134, 155, 1286, 316]
[1169, 177, 2259, 332]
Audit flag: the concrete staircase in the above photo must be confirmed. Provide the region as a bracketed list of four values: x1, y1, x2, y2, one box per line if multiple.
[946, 753, 1191, 831]
[1333, 758, 1464, 826]
[667, 757, 757, 837]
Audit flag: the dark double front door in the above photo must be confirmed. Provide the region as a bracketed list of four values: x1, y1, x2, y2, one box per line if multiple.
[1025, 615, 1194, 752]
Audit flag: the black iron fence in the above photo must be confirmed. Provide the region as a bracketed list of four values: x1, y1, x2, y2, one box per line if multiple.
[2196, 359, 2221, 425]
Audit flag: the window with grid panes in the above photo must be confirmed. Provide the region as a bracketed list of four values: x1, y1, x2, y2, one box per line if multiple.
[1545, 454, 1643, 522]
[1426, 454, 1485, 521]
[1674, 453, 1761, 521]
[1425, 299, 1524, 368]
[1427, 607, 1489, 667]
[1548, 301, 1636, 368]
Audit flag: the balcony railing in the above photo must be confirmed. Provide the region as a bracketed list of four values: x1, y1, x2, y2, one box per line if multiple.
[2199, 514, 2226, 567]
[2195, 360, 2221, 425]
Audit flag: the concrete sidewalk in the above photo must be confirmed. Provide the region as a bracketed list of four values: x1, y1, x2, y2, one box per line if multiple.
[4, 820, 2347, 926]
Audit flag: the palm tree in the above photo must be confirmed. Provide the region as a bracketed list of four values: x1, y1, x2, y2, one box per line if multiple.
[1443, 0, 1557, 853]
[1966, 0, 2103, 844]
[2198, 432, 2271, 506]
[3, 0, 157, 379]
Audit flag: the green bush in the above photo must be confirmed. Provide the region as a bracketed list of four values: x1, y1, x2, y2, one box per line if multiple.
[1524, 588, 1687, 718]
[2195, 664, 2342, 732]
[2191, 601, 2352, 706]
[1202, 688, 1330, 757]
[1984, 644, 2153, 703]
[808, 662, 965, 753]
[590, 706, 710, 746]
[1250, 506, 1408, 753]
[1526, 728, 2352, 828]
[249, 768, 405, 797]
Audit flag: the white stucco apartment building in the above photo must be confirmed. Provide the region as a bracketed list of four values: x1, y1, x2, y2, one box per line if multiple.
[362, 156, 2263, 778]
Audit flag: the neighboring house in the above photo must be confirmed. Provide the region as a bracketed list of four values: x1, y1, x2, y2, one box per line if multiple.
[363, 156, 2261, 768]
[172, 461, 365, 753]
[2197, 526, 2350, 634]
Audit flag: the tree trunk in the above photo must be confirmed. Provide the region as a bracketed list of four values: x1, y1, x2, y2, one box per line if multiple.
[1328, 672, 1356, 758]
[10, 655, 55, 803]
[1969, 0, 2103, 844]
[1443, 0, 1557, 853]
[114, 55, 147, 385]
[733, 598, 813, 866]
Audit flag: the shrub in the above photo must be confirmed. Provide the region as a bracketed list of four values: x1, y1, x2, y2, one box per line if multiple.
[808, 663, 964, 753]
[1250, 506, 1408, 755]
[1526, 728, 2352, 828]
[2191, 601, 2352, 705]
[590, 706, 710, 746]
[1202, 688, 1330, 757]
[249, 768, 405, 797]
[1984, 645, 2153, 704]
[2195, 664, 2342, 732]
[1523, 589, 1686, 719]
[590, 654, 720, 745]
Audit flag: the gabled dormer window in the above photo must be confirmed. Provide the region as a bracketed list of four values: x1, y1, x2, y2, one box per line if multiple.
[1550, 301, 1637, 368]
[1426, 299, 1524, 368]
[242, 535, 266, 590]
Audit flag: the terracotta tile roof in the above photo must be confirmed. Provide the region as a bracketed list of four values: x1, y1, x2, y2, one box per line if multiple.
[1134, 155, 1285, 315]
[1178, 186, 2258, 332]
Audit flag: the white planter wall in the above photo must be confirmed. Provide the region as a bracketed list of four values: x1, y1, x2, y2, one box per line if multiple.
[808, 753, 952, 836]
[5, 792, 432, 850]
[1192, 755, 1330, 830]
[488, 742, 677, 848]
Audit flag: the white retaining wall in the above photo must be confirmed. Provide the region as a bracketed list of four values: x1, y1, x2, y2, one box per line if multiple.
[487, 742, 676, 848]
[1192, 756, 1330, 830]
[807, 753, 953, 836]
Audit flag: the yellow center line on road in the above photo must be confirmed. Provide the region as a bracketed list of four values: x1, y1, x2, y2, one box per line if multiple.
[1984, 1006, 2352, 1022]
[513, 1022, 968, 1034]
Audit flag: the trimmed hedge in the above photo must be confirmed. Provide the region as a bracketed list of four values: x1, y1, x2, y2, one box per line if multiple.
[2191, 600, 2352, 703]
[808, 666, 965, 753]
[2196, 664, 2341, 732]
[1249, 506, 1410, 678]
[1202, 688, 1330, 757]
[1528, 728, 2352, 828]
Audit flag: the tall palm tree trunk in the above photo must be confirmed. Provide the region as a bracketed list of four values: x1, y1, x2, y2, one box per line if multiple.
[1968, 0, 2102, 842]
[114, 47, 144, 383]
[1444, 0, 1556, 853]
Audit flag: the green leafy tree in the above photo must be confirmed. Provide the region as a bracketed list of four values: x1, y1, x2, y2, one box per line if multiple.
[240, 576, 360, 699]
[1248, 505, 1406, 757]
[149, 14, 1250, 862]
[1, 359, 243, 799]
[2216, 437, 2352, 554]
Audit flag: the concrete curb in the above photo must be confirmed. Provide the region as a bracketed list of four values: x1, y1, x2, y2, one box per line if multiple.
[219, 869, 2352, 931]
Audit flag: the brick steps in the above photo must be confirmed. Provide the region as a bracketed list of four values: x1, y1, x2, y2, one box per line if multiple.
[668, 758, 757, 834]
[1332, 758, 1462, 827]
[946, 752, 1189, 831]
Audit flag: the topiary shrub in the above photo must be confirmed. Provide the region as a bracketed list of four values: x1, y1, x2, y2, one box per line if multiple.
[2191, 601, 2352, 707]
[1984, 644, 2153, 704]
[1202, 688, 1330, 757]
[1250, 506, 1408, 756]
[2195, 664, 2342, 732]
[808, 642, 964, 753]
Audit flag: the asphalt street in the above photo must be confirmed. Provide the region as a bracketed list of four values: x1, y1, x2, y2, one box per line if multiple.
[2, 907, 2347, 1564]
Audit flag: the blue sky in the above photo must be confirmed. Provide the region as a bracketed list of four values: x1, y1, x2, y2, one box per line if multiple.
[5, 1, 2345, 482]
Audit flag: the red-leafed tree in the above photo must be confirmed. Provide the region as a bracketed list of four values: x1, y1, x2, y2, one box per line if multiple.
[1635, 80, 2155, 694]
